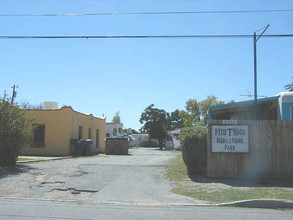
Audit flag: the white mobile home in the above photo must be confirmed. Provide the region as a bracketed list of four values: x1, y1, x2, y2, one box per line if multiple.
[106, 123, 123, 138]
[129, 134, 159, 147]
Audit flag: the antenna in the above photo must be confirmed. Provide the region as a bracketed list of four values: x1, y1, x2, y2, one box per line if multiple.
[240, 90, 267, 99]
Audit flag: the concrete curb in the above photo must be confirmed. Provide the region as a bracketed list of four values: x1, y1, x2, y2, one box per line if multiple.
[17, 156, 72, 164]
[1, 197, 292, 209]
[104, 199, 293, 209]
[101, 199, 293, 209]
[215, 199, 293, 209]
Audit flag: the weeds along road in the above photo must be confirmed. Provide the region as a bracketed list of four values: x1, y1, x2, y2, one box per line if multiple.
[0, 148, 195, 205]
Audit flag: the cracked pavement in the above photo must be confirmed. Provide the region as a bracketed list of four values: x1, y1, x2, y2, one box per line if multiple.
[0, 148, 195, 205]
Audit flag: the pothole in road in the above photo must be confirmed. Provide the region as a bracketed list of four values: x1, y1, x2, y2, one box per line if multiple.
[35, 173, 46, 182]
[41, 181, 64, 184]
[69, 171, 89, 177]
[29, 180, 65, 189]
[49, 188, 98, 194]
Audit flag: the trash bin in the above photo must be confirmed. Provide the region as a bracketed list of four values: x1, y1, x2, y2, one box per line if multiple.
[71, 139, 81, 155]
[71, 139, 92, 156]
[84, 139, 93, 155]
[77, 139, 86, 156]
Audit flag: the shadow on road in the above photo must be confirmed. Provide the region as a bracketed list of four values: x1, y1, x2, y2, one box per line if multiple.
[0, 165, 37, 179]
[188, 173, 293, 188]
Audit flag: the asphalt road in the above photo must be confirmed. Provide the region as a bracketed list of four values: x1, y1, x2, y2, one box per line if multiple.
[1, 148, 195, 204]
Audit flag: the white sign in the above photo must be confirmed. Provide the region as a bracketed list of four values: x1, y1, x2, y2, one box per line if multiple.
[222, 120, 238, 125]
[211, 125, 249, 153]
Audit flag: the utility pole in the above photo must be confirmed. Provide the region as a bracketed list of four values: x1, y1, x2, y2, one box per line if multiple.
[11, 85, 18, 104]
[253, 24, 270, 120]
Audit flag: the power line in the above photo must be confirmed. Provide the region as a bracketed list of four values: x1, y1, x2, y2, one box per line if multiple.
[0, 9, 293, 17]
[0, 34, 293, 39]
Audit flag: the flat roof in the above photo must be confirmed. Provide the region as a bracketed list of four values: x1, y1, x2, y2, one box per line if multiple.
[106, 122, 123, 125]
[25, 106, 105, 120]
[210, 96, 278, 110]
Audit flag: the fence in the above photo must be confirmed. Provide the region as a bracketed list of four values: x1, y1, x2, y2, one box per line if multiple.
[207, 120, 293, 179]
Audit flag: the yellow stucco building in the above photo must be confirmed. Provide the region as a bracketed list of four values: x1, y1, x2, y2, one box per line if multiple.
[21, 106, 106, 156]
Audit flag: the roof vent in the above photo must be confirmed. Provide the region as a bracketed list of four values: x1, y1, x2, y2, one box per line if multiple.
[43, 101, 58, 109]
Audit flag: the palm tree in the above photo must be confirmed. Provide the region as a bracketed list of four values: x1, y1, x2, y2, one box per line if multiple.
[284, 76, 293, 92]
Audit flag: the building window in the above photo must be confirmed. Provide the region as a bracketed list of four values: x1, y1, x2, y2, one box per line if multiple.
[113, 128, 118, 137]
[79, 126, 83, 139]
[106, 133, 110, 137]
[88, 128, 92, 139]
[32, 124, 45, 148]
[96, 129, 100, 148]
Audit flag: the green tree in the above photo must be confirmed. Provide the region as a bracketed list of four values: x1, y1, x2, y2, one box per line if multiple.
[180, 99, 200, 127]
[112, 111, 121, 124]
[0, 96, 34, 166]
[122, 128, 139, 134]
[198, 95, 224, 125]
[180, 95, 225, 126]
[131, 129, 139, 134]
[284, 76, 293, 92]
[139, 104, 168, 149]
[168, 109, 184, 130]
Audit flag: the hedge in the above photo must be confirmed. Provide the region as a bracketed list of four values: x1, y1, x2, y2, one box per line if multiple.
[180, 126, 207, 174]
[0, 98, 33, 166]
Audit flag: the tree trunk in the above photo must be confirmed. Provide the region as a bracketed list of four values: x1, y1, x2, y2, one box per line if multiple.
[158, 140, 164, 150]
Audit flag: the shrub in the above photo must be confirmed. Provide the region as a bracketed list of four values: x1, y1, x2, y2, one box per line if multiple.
[180, 126, 207, 174]
[0, 97, 33, 166]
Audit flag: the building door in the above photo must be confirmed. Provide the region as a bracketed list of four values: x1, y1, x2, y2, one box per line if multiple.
[88, 128, 92, 139]
[78, 126, 83, 139]
[96, 129, 99, 148]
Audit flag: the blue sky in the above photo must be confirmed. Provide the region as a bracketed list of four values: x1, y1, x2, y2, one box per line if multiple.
[0, 0, 292, 130]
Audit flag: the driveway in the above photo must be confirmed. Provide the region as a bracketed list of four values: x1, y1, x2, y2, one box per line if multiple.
[0, 148, 195, 205]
